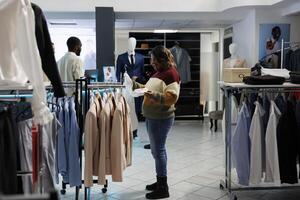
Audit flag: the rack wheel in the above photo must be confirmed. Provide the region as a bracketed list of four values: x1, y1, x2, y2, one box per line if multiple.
[60, 189, 66, 195]
[219, 184, 224, 190]
[230, 194, 237, 200]
[102, 188, 107, 193]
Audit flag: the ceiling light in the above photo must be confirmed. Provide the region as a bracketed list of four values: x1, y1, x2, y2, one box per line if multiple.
[154, 29, 178, 33]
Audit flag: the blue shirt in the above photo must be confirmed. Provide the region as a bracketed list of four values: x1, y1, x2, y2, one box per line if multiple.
[232, 102, 252, 186]
[56, 98, 67, 183]
[67, 97, 81, 187]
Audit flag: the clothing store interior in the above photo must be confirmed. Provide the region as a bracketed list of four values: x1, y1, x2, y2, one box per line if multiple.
[1, 0, 300, 200]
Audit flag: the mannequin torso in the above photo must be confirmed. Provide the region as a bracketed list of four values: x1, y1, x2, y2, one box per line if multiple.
[223, 43, 248, 68]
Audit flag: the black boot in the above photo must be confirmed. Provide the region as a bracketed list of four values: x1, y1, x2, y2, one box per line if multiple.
[133, 130, 138, 139]
[146, 176, 169, 199]
[145, 182, 157, 191]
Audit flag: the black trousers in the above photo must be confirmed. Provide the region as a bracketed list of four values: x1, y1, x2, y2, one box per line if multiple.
[0, 109, 18, 194]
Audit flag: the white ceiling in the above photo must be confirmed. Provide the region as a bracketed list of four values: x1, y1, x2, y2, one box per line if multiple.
[46, 0, 300, 30]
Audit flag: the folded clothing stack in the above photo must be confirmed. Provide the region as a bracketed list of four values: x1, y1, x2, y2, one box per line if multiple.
[290, 72, 300, 84]
[243, 75, 286, 85]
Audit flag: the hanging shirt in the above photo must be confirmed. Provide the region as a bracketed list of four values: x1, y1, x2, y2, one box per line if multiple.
[249, 101, 265, 185]
[0, 0, 52, 125]
[123, 88, 138, 131]
[170, 45, 191, 83]
[55, 98, 67, 184]
[40, 113, 61, 192]
[265, 100, 281, 185]
[277, 100, 298, 184]
[67, 97, 81, 187]
[57, 52, 84, 96]
[232, 102, 251, 186]
[31, 3, 65, 97]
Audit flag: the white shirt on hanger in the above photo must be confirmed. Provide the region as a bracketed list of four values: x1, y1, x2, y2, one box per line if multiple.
[0, 0, 52, 125]
[265, 100, 281, 185]
[249, 101, 265, 185]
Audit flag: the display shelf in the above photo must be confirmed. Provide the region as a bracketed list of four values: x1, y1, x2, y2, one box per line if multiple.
[218, 81, 300, 88]
[220, 83, 300, 200]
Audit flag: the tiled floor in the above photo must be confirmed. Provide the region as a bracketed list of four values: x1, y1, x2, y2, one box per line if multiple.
[58, 119, 227, 199]
[58, 119, 300, 200]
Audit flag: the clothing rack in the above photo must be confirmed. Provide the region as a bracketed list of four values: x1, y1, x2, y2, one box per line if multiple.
[46, 80, 84, 199]
[54, 80, 126, 200]
[280, 39, 300, 69]
[219, 81, 300, 200]
[84, 82, 125, 200]
[0, 85, 44, 194]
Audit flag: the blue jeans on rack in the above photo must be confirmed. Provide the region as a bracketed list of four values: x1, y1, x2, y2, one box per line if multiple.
[146, 117, 174, 177]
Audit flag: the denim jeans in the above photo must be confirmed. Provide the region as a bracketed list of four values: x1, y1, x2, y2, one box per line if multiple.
[146, 117, 174, 177]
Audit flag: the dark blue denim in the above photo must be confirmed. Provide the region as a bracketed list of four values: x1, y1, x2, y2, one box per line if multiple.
[146, 117, 174, 177]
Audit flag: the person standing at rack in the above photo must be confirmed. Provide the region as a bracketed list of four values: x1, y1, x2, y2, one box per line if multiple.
[124, 45, 180, 199]
[57, 36, 84, 96]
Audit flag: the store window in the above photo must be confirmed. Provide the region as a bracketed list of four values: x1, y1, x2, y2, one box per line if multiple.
[49, 27, 96, 70]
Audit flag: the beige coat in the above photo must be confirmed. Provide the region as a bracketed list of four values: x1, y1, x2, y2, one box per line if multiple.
[84, 98, 103, 187]
[98, 97, 116, 185]
[111, 96, 132, 182]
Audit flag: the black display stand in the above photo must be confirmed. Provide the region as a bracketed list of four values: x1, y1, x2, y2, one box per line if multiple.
[129, 32, 203, 120]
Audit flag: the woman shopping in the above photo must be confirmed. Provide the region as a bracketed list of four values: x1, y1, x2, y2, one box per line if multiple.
[124, 45, 180, 199]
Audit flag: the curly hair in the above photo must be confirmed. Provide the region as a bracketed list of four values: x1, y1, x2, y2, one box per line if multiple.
[150, 45, 175, 70]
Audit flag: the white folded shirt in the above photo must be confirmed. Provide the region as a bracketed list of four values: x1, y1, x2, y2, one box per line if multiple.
[261, 67, 290, 79]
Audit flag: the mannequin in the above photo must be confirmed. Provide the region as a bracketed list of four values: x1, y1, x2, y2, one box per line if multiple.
[223, 43, 248, 68]
[116, 37, 144, 82]
[127, 37, 136, 55]
[116, 37, 145, 139]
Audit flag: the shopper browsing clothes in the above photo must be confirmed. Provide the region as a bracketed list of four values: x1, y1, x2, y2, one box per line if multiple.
[124, 45, 180, 199]
[57, 36, 84, 96]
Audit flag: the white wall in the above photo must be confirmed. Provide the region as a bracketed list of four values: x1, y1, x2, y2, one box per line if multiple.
[232, 7, 300, 66]
[232, 9, 256, 67]
[49, 27, 96, 69]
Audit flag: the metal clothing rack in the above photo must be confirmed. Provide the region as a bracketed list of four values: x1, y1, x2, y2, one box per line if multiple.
[280, 39, 300, 69]
[84, 82, 125, 200]
[0, 85, 44, 194]
[46, 81, 83, 199]
[53, 80, 125, 200]
[219, 81, 300, 200]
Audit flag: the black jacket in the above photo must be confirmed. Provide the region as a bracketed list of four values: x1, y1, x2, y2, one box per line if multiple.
[31, 3, 65, 97]
[277, 100, 298, 184]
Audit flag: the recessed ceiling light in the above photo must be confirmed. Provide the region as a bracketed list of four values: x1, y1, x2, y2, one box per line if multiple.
[154, 29, 178, 33]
